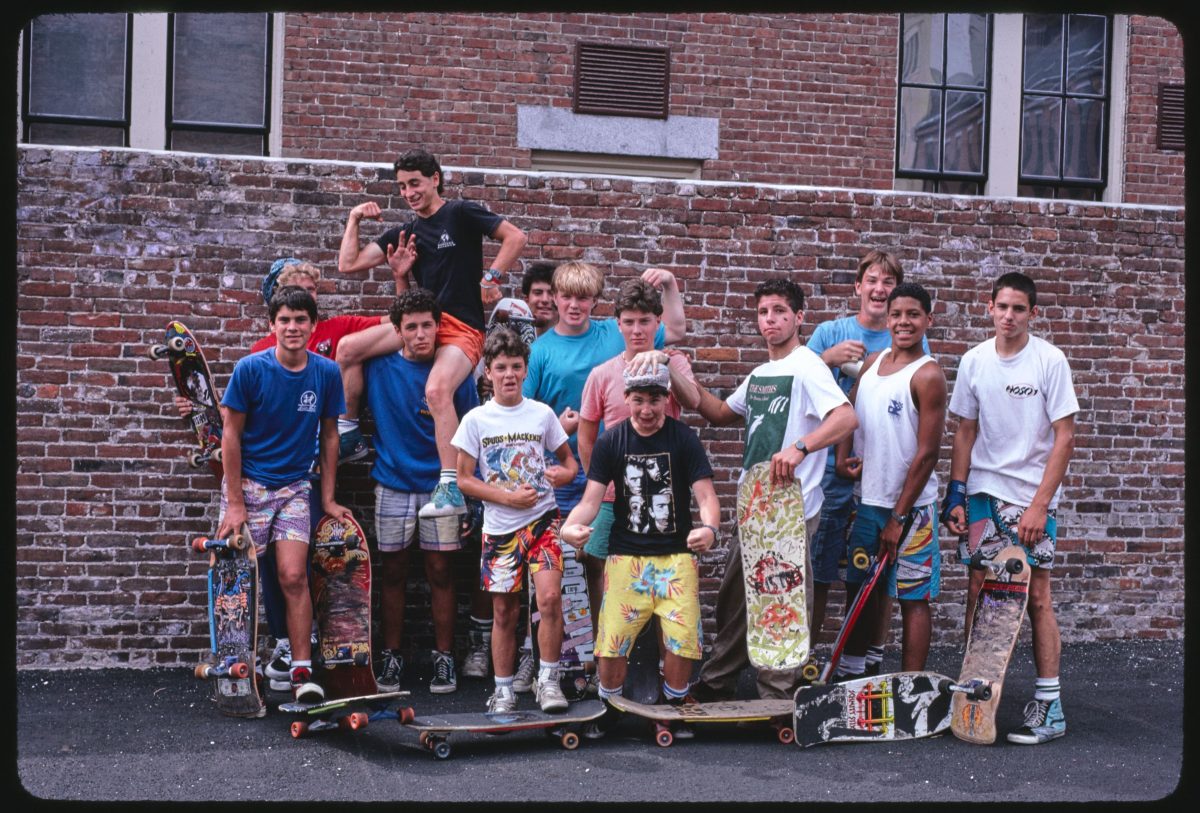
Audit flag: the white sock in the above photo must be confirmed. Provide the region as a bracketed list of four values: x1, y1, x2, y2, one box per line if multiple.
[439, 469, 456, 484]
[337, 417, 358, 434]
[1034, 676, 1060, 702]
[538, 660, 559, 682]
[838, 654, 866, 675]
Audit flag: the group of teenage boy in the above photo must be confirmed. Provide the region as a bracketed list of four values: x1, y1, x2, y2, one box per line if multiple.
[196, 148, 1077, 746]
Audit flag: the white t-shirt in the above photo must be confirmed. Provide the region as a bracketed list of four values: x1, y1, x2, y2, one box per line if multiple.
[854, 349, 939, 508]
[451, 397, 569, 534]
[949, 335, 1079, 508]
[726, 344, 850, 519]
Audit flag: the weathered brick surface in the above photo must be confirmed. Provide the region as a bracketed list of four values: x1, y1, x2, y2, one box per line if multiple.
[15, 146, 1184, 668]
[1122, 16, 1186, 206]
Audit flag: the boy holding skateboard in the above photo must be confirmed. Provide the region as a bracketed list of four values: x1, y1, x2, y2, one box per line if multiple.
[690, 279, 858, 702]
[561, 360, 719, 738]
[218, 285, 353, 703]
[942, 272, 1079, 745]
[452, 328, 579, 713]
[833, 282, 947, 677]
[807, 250, 930, 669]
[364, 288, 479, 695]
[338, 149, 528, 520]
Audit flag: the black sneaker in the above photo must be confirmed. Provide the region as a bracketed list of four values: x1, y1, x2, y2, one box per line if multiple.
[265, 639, 292, 692]
[864, 661, 881, 677]
[338, 428, 369, 465]
[375, 649, 403, 693]
[688, 682, 734, 703]
[430, 650, 458, 694]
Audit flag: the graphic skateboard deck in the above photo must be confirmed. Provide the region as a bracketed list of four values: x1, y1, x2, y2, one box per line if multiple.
[479, 297, 538, 402]
[608, 694, 796, 747]
[311, 512, 377, 698]
[793, 670, 990, 747]
[281, 690, 413, 738]
[150, 321, 223, 479]
[736, 461, 809, 670]
[529, 543, 594, 700]
[406, 699, 606, 759]
[193, 523, 265, 718]
[622, 616, 662, 705]
[952, 544, 1031, 744]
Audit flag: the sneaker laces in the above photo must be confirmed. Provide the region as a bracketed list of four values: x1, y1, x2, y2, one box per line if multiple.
[1020, 700, 1048, 728]
[435, 654, 453, 683]
[271, 639, 291, 660]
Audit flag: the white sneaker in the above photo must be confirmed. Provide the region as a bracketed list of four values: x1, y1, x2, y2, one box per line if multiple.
[462, 640, 491, 679]
[487, 685, 517, 713]
[535, 675, 569, 713]
[513, 651, 537, 693]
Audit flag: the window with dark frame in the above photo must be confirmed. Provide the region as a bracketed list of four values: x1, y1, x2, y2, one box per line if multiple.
[574, 42, 670, 120]
[1018, 14, 1111, 201]
[167, 12, 272, 156]
[22, 13, 132, 147]
[895, 13, 991, 195]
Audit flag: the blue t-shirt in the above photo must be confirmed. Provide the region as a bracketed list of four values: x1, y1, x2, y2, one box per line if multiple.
[364, 351, 479, 492]
[522, 318, 666, 456]
[807, 315, 932, 472]
[222, 349, 346, 488]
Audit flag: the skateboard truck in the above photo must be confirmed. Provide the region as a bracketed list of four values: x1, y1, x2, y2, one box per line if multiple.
[941, 677, 993, 702]
[194, 654, 252, 681]
[968, 551, 1026, 575]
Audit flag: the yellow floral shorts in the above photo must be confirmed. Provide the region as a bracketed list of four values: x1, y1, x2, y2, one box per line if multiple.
[595, 553, 702, 660]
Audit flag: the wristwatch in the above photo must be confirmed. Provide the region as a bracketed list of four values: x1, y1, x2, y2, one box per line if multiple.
[701, 523, 721, 545]
[481, 267, 502, 286]
[793, 440, 809, 456]
[889, 509, 907, 525]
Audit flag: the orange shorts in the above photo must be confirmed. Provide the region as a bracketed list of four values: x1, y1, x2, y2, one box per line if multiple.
[436, 312, 484, 367]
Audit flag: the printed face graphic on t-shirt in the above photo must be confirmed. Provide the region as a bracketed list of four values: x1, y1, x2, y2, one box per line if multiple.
[623, 453, 673, 534]
[483, 434, 549, 494]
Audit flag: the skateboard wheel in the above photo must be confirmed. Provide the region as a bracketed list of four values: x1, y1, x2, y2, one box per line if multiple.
[561, 731, 580, 750]
[418, 732, 430, 747]
[194, 663, 212, 680]
[348, 712, 369, 731]
[850, 548, 870, 570]
[169, 336, 188, 353]
[148, 344, 168, 360]
[291, 721, 308, 739]
[433, 741, 452, 760]
[1006, 558, 1025, 574]
[655, 728, 674, 748]
[777, 726, 795, 745]
[228, 661, 250, 680]
[188, 452, 205, 468]
[800, 662, 820, 682]
[212, 448, 223, 464]
[399, 707, 415, 724]
[228, 532, 247, 552]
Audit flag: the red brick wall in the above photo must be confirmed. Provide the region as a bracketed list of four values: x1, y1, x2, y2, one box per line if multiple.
[1122, 16, 1185, 206]
[15, 147, 1184, 667]
[280, 12, 899, 188]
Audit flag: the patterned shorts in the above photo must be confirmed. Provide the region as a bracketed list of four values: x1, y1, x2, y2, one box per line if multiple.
[480, 509, 562, 593]
[374, 485, 462, 553]
[220, 476, 311, 557]
[595, 553, 702, 660]
[961, 493, 1058, 569]
[846, 502, 941, 600]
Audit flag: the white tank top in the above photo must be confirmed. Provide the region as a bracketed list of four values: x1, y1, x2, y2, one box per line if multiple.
[855, 349, 939, 508]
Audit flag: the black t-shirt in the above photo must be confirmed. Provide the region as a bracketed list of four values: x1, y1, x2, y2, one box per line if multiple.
[587, 417, 714, 556]
[374, 199, 504, 331]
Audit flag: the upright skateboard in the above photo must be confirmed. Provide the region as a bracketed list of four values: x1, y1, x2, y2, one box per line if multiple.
[607, 694, 796, 747]
[193, 523, 265, 718]
[951, 545, 1031, 744]
[282, 690, 414, 738]
[406, 699, 606, 759]
[736, 461, 809, 670]
[622, 617, 662, 705]
[793, 670, 990, 747]
[311, 512, 377, 698]
[149, 321, 223, 479]
[529, 543, 594, 699]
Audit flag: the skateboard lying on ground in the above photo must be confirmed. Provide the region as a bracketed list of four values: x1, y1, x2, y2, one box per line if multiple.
[737, 461, 810, 671]
[530, 543, 594, 699]
[952, 544, 1031, 744]
[192, 523, 265, 718]
[406, 699, 606, 759]
[607, 694, 796, 747]
[311, 512, 377, 698]
[793, 670, 991, 747]
[150, 321, 223, 479]
[281, 690, 414, 738]
[622, 617, 662, 705]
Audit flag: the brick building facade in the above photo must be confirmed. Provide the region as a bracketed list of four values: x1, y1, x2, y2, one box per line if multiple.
[14, 12, 1185, 668]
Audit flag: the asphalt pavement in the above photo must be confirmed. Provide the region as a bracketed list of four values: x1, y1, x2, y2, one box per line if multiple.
[14, 639, 1188, 805]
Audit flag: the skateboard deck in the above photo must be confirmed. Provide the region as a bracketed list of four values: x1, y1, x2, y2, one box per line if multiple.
[193, 523, 265, 718]
[281, 690, 413, 738]
[736, 461, 809, 670]
[311, 512, 377, 698]
[793, 670, 990, 747]
[622, 617, 662, 705]
[951, 544, 1031, 744]
[479, 298, 538, 402]
[608, 694, 796, 747]
[529, 543, 594, 700]
[150, 321, 223, 479]
[406, 699, 606, 759]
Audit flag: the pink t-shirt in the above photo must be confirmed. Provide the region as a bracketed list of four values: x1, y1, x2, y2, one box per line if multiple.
[580, 352, 695, 502]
